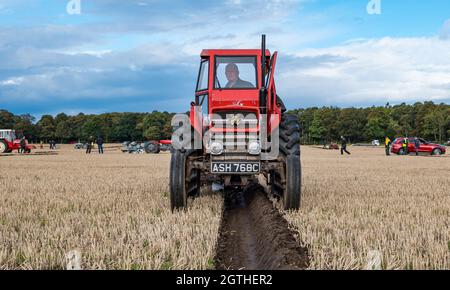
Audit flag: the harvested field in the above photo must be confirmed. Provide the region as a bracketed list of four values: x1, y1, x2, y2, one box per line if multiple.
[0, 145, 222, 269]
[284, 146, 450, 270]
[0, 145, 448, 269]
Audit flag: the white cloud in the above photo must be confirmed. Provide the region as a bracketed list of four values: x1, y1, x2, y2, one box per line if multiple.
[56, 49, 113, 58]
[278, 37, 450, 107]
[1, 77, 24, 86]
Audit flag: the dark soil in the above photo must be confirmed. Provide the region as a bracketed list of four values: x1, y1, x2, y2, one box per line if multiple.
[215, 185, 309, 270]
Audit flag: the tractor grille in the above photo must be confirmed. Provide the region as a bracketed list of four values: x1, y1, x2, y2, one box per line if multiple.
[207, 111, 259, 154]
[211, 111, 258, 127]
[211, 133, 256, 152]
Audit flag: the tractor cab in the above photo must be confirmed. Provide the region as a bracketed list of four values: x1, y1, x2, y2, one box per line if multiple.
[0, 129, 16, 142]
[194, 48, 281, 124]
[191, 39, 282, 160]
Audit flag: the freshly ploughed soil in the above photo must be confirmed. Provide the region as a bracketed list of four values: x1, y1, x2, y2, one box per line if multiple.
[214, 185, 309, 270]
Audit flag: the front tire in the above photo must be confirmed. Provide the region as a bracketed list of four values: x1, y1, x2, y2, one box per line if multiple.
[0, 140, 8, 153]
[169, 149, 201, 212]
[170, 150, 187, 211]
[283, 155, 301, 210]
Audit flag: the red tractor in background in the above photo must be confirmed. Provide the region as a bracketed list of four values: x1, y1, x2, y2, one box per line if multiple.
[0, 129, 34, 153]
[170, 35, 301, 211]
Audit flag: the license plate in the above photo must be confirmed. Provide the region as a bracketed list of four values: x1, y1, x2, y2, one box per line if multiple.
[211, 162, 260, 174]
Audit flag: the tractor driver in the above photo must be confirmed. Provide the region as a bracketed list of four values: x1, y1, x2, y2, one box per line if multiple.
[225, 63, 255, 88]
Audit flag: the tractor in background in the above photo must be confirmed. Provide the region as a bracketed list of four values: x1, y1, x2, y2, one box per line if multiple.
[0, 129, 34, 153]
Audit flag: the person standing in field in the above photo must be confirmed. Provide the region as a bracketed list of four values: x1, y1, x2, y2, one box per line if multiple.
[385, 136, 391, 156]
[96, 136, 104, 154]
[340, 136, 351, 155]
[86, 136, 93, 154]
[40, 140, 44, 149]
[19, 137, 26, 154]
[402, 138, 409, 155]
[414, 137, 420, 156]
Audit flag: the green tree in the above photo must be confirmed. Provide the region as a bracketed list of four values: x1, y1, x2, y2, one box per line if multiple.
[337, 108, 367, 142]
[0, 110, 16, 128]
[110, 113, 142, 142]
[364, 117, 385, 140]
[55, 121, 72, 143]
[292, 107, 317, 144]
[309, 113, 326, 143]
[141, 111, 173, 141]
[423, 107, 448, 142]
[13, 114, 36, 141]
[37, 115, 55, 141]
[82, 116, 103, 140]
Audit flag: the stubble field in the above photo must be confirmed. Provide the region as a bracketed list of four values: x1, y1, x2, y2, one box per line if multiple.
[0, 145, 448, 269]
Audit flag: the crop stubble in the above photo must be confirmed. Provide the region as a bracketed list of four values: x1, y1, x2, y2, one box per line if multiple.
[0, 145, 448, 269]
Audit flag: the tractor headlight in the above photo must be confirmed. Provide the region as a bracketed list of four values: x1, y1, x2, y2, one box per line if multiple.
[248, 140, 261, 155]
[210, 141, 224, 155]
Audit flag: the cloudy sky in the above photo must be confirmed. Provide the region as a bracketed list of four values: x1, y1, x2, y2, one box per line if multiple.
[0, 0, 449, 116]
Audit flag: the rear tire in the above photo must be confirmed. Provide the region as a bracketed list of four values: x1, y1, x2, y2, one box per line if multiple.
[275, 114, 301, 210]
[145, 143, 160, 154]
[0, 140, 7, 153]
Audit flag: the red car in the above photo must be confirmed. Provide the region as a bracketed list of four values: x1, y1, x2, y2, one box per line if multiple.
[391, 137, 446, 155]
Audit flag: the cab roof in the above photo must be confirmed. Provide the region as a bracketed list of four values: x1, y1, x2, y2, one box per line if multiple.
[201, 49, 271, 58]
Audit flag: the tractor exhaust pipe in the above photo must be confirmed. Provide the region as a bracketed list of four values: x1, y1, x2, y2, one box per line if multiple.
[259, 34, 267, 115]
[261, 34, 266, 88]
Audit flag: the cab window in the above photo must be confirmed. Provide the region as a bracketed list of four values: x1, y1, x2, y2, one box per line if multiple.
[215, 56, 257, 89]
[196, 60, 209, 92]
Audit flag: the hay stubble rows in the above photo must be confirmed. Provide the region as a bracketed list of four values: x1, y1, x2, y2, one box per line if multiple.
[0, 145, 448, 269]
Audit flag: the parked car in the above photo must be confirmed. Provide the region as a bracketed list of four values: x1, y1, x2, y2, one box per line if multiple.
[391, 137, 446, 155]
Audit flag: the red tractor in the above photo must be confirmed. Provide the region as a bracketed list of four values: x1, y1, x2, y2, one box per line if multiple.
[170, 35, 301, 211]
[0, 129, 33, 153]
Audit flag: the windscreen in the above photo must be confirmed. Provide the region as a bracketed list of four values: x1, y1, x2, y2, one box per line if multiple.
[215, 56, 257, 89]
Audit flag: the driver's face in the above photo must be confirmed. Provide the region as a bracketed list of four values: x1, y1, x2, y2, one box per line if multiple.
[225, 66, 238, 82]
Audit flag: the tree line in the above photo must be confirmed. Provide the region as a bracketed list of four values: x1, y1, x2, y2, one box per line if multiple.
[0, 110, 174, 143]
[292, 102, 450, 144]
[1, 102, 449, 144]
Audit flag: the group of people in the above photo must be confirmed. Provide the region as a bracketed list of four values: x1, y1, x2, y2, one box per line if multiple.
[48, 140, 57, 150]
[340, 135, 422, 157]
[400, 137, 421, 156]
[86, 136, 104, 154]
[385, 137, 421, 156]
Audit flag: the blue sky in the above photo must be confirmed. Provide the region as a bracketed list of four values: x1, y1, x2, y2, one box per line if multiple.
[0, 0, 449, 117]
